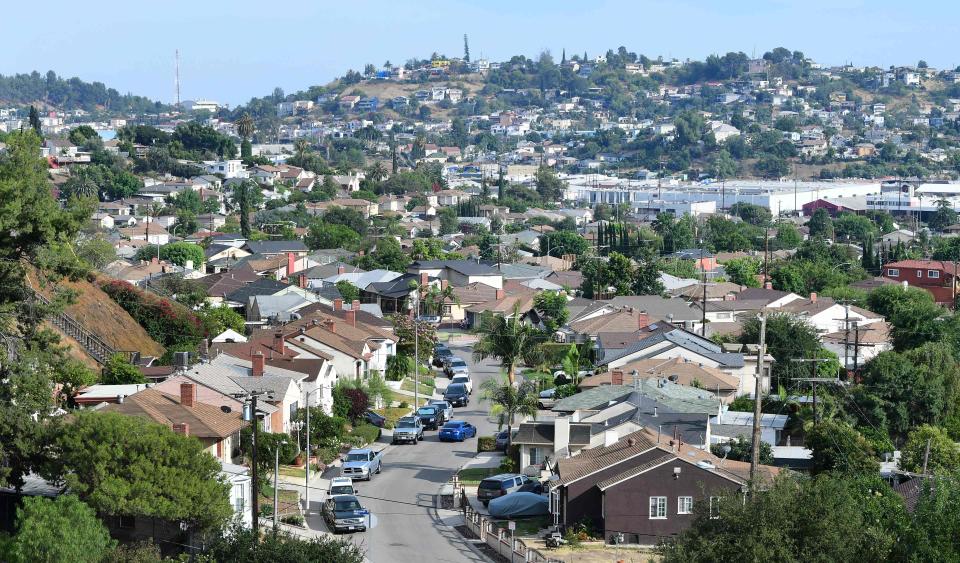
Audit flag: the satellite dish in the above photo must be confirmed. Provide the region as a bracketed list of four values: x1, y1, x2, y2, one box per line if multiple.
[220, 405, 232, 414]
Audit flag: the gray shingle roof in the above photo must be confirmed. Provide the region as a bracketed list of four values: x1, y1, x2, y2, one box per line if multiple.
[410, 260, 499, 276]
[244, 240, 308, 255]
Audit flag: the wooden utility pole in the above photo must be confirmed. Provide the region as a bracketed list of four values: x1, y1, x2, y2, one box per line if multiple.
[750, 310, 767, 484]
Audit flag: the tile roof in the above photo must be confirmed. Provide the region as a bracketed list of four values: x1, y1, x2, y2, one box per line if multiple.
[596, 454, 676, 490]
[100, 388, 245, 439]
[583, 357, 740, 392]
[556, 430, 656, 485]
[883, 260, 960, 275]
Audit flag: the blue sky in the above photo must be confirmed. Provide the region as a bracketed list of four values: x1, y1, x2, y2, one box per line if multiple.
[2, 0, 957, 107]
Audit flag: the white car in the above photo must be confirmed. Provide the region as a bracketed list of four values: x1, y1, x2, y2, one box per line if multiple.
[327, 477, 356, 496]
[450, 373, 473, 394]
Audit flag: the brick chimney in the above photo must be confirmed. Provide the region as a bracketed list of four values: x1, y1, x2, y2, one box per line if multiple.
[764, 281, 773, 290]
[298, 273, 307, 289]
[441, 279, 448, 290]
[333, 298, 343, 311]
[287, 252, 296, 276]
[352, 299, 360, 312]
[611, 370, 624, 385]
[810, 292, 817, 303]
[172, 423, 189, 436]
[495, 289, 505, 300]
[325, 319, 336, 334]
[337, 264, 346, 274]
[345, 309, 356, 326]
[637, 312, 650, 329]
[252, 351, 264, 377]
[180, 383, 196, 407]
[274, 332, 285, 355]
[420, 272, 429, 286]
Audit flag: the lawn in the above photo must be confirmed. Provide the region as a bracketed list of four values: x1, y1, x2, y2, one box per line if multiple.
[401, 377, 435, 396]
[278, 465, 306, 480]
[458, 466, 499, 485]
[386, 389, 428, 408]
[258, 484, 300, 516]
[372, 406, 411, 427]
[493, 515, 550, 537]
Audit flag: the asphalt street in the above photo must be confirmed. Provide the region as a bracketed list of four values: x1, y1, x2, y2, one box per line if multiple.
[313, 339, 504, 563]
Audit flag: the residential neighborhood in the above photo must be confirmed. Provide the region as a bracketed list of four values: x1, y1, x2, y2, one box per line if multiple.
[1, 6, 960, 563]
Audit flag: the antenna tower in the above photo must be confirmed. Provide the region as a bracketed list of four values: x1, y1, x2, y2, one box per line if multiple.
[175, 49, 181, 110]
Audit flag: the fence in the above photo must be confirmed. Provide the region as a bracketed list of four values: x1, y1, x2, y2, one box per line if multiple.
[32, 290, 117, 365]
[451, 476, 562, 563]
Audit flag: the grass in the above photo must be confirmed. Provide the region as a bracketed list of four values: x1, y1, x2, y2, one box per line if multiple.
[493, 515, 550, 537]
[458, 467, 499, 485]
[373, 406, 411, 427]
[401, 377, 435, 396]
[386, 389, 428, 408]
[258, 485, 300, 516]
[277, 465, 306, 480]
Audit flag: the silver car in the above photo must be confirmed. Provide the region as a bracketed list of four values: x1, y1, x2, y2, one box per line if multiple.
[428, 400, 453, 422]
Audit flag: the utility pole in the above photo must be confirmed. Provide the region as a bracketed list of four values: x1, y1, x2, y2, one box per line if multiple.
[750, 310, 767, 484]
[791, 357, 824, 424]
[274, 443, 281, 531]
[250, 394, 260, 540]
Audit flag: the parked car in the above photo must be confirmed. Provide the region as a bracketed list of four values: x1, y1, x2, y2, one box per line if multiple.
[392, 416, 424, 444]
[363, 410, 386, 428]
[450, 373, 473, 394]
[322, 494, 368, 533]
[439, 420, 477, 442]
[518, 479, 545, 494]
[443, 383, 470, 407]
[416, 406, 441, 430]
[477, 474, 531, 506]
[417, 315, 441, 325]
[433, 345, 453, 367]
[327, 477, 356, 496]
[538, 388, 557, 410]
[428, 399, 453, 422]
[446, 358, 470, 377]
[341, 448, 383, 481]
[495, 430, 512, 451]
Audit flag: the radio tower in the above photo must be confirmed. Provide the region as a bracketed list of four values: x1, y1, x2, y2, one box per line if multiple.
[174, 49, 181, 111]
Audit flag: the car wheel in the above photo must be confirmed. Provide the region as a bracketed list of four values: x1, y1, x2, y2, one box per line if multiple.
[376, 463, 382, 474]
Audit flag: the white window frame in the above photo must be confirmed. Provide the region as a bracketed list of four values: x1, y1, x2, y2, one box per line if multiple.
[529, 447, 544, 466]
[678, 496, 693, 514]
[916, 270, 924, 278]
[928, 269, 941, 279]
[709, 496, 721, 519]
[887, 268, 899, 277]
[649, 496, 667, 519]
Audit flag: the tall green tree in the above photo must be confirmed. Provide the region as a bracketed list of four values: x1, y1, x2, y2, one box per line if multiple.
[4, 495, 115, 563]
[28, 105, 41, 134]
[479, 375, 539, 441]
[806, 420, 881, 475]
[472, 304, 544, 385]
[808, 208, 835, 239]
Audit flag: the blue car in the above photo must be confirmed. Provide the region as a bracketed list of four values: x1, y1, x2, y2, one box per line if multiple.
[439, 420, 477, 442]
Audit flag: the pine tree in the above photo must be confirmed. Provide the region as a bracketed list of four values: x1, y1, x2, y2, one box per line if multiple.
[463, 34, 470, 63]
[28, 105, 41, 134]
[561, 49, 567, 65]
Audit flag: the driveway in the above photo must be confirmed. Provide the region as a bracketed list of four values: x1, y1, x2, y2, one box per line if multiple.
[310, 339, 505, 563]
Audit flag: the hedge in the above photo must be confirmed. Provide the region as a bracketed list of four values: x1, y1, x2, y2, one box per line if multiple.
[477, 436, 498, 452]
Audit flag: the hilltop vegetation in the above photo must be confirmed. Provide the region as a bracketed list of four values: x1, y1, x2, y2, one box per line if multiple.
[0, 70, 167, 113]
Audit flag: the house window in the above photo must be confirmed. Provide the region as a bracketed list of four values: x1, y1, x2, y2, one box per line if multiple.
[443, 305, 453, 315]
[928, 270, 941, 279]
[709, 496, 721, 519]
[234, 484, 246, 513]
[530, 447, 544, 466]
[678, 496, 693, 514]
[649, 496, 667, 519]
[887, 268, 899, 277]
[916, 270, 923, 278]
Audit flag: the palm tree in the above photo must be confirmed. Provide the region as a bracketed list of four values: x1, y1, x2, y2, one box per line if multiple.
[479, 375, 539, 446]
[472, 304, 544, 386]
[293, 139, 310, 159]
[424, 284, 460, 324]
[367, 161, 388, 183]
[236, 113, 255, 140]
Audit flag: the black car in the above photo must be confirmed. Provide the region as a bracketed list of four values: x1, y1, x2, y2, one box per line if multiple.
[443, 383, 470, 407]
[363, 410, 386, 428]
[416, 406, 441, 430]
[433, 345, 453, 367]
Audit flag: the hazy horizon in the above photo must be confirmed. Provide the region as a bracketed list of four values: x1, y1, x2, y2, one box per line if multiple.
[3, 0, 958, 108]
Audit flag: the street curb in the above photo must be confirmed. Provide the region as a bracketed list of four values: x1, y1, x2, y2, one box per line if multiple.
[430, 481, 496, 563]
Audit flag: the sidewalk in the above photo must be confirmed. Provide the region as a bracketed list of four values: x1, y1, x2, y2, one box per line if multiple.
[459, 452, 504, 516]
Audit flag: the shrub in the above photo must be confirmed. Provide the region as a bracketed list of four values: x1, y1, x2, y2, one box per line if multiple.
[281, 514, 305, 527]
[553, 383, 578, 399]
[99, 279, 203, 348]
[399, 401, 409, 409]
[477, 436, 497, 452]
[349, 423, 381, 446]
[385, 354, 409, 381]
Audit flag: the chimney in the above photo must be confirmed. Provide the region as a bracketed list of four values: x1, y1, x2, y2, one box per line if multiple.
[809, 292, 817, 303]
[554, 416, 570, 458]
[325, 319, 336, 333]
[287, 252, 296, 276]
[345, 309, 356, 326]
[441, 279, 448, 290]
[334, 298, 343, 311]
[495, 289, 505, 300]
[337, 264, 346, 275]
[172, 423, 189, 436]
[420, 272, 429, 286]
[724, 293, 736, 301]
[180, 382, 196, 408]
[274, 332, 285, 354]
[151, 256, 159, 264]
[637, 312, 650, 329]
[611, 369, 624, 385]
[352, 299, 360, 312]
[298, 273, 307, 289]
[764, 281, 773, 290]
[252, 352, 264, 377]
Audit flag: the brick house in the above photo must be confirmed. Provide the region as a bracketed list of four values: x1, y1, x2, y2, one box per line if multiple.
[881, 260, 959, 306]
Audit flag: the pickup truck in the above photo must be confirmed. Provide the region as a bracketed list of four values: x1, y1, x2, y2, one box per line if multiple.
[322, 494, 369, 533]
[341, 448, 383, 481]
[392, 416, 424, 444]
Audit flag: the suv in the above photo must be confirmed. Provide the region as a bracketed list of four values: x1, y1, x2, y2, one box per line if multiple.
[416, 405, 441, 430]
[322, 494, 368, 533]
[433, 345, 453, 367]
[327, 477, 356, 496]
[392, 416, 424, 444]
[443, 383, 470, 407]
[450, 373, 473, 394]
[477, 474, 531, 506]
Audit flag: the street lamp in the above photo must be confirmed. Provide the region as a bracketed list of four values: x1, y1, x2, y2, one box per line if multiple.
[303, 386, 326, 516]
[407, 288, 421, 407]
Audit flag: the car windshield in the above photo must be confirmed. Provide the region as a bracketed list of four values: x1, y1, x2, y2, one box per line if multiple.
[452, 360, 467, 367]
[334, 499, 362, 511]
[330, 485, 353, 495]
[397, 419, 417, 428]
[346, 453, 369, 462]
[417, 407, 437, 415]
[443, 422, 462, 429]
[446, 384, 466, 394]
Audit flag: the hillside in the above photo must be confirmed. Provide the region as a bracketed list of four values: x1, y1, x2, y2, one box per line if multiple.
[33, 274, 165, 363]
[0, 70, 167, 113]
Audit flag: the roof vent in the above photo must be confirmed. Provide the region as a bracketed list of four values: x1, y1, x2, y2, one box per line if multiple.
[627, 438, 636, 447]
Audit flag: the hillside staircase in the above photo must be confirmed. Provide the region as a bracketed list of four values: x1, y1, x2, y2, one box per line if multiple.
[33, 290, 117, 365]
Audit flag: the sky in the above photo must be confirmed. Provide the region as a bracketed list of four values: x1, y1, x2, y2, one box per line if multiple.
[2, 0, 958, 108]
